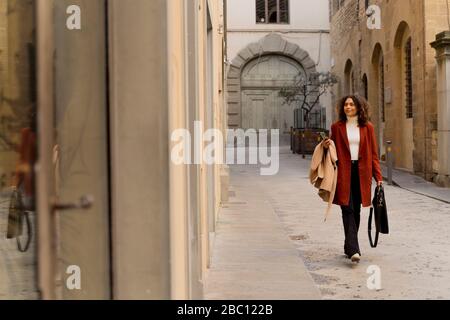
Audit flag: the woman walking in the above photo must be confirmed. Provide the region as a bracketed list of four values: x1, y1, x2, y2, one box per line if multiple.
[323, 95, 383, 263]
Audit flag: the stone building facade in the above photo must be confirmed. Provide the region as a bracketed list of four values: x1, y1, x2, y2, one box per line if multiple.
[329, 0, 450, 185]
[226, 0, 332, 143]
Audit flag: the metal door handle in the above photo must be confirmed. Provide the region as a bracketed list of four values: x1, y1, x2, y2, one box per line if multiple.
[51, 195, 94, 211]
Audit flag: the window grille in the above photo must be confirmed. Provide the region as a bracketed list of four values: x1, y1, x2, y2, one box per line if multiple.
[380, 57, 385, 122]
[405, 37, 413, 119]
[256, 0, 289, 24]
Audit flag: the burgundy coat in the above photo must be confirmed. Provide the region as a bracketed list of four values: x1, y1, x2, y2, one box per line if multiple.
[330, 121, 383, 207]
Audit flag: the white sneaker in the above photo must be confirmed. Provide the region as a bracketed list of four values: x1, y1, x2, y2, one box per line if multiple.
[351, 253, 361, 263]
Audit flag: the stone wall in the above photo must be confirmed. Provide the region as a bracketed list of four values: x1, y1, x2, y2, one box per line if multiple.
[330, 0, 448, 180]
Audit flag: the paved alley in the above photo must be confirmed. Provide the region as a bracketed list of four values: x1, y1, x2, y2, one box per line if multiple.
[205, 146, 450, 300]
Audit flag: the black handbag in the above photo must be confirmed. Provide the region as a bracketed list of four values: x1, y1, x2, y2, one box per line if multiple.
[368, 185, 389, 248]
[6, 186, 32, 253]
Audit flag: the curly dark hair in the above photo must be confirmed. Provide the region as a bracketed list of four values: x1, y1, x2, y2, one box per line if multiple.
[336, 95, 370, 127]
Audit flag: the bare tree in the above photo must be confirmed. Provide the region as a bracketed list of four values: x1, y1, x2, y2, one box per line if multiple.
[279, 71, 338, 129]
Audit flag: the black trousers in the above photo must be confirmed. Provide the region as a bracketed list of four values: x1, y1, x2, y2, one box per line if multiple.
[341, 161, 362, 257]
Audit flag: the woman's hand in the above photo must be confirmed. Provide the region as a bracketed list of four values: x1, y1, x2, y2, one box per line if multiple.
[377, 181, 383, 187]
[323, 138, 331, 149]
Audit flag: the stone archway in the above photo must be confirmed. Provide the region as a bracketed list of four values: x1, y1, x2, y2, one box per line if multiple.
[371, 43, 386, 159]
[393, 21, 414, 171]
[226, 34, 318, 130]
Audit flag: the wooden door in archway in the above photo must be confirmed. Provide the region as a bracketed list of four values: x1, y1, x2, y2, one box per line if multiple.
[240, 55, 305, 144]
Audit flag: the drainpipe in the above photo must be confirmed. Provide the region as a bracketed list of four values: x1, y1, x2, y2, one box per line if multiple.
[422, 0, 428, 179]
[224, 0, 228, 86]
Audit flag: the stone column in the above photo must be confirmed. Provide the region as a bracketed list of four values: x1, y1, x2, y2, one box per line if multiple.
[431, 31, 450, 187]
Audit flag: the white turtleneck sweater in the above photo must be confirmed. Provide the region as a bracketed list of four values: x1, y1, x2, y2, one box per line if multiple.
[346, 115, 360, 161]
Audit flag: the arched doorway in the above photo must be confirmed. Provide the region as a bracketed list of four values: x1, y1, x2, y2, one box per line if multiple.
[240, 55, 305, 143]
[372, 43, 386, 159]
[362, 74, 368, 100]
[393, 21, 414, 171]
[344, 59, 354, 95]
[226, 33, 318, 144]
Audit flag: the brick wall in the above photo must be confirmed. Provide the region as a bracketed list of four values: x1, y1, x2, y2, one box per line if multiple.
[330, 0, 359, 51]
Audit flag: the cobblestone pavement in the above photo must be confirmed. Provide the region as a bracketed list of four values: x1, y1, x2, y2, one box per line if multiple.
[209, 146, 450, 300]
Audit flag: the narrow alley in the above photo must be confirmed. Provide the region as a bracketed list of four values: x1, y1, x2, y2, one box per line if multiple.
[205, 146, 450, 300]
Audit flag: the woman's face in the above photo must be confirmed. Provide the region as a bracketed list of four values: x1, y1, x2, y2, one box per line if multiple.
[344, 98, 358, 118]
